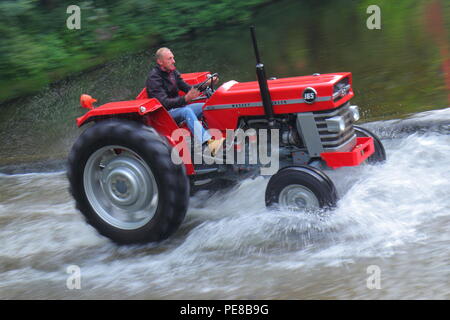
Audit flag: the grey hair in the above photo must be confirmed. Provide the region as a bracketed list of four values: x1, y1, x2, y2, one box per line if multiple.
[155, 47, 171, 61]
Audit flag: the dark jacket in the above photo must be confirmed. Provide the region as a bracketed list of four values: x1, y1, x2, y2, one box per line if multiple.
[146, 66, 192, 110]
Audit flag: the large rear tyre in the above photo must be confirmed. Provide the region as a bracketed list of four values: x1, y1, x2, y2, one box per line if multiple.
[67, 119, 189, 244]
[265, 166, 338, 211]
[354, 125, 386, 164]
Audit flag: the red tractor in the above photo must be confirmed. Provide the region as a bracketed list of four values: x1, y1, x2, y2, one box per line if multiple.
[68, 28, 385, 244]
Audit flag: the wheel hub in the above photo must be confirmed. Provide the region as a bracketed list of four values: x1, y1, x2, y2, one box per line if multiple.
[100, 156, 155, 210]
[279, 184, 319, 210]
[83, 146, 159, 230]
[112, 178, 128, 196]
[103, 165, 140, 206]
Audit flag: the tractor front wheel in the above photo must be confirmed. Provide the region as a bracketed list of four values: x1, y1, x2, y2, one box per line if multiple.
[265, 166, 338, 211]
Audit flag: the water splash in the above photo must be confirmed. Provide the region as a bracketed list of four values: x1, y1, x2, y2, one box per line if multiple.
[0, 109, 449, 299]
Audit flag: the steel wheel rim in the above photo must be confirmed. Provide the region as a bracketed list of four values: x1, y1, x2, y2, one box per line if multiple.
[83, 146, 159, 230]
[278, 184, 319, 211]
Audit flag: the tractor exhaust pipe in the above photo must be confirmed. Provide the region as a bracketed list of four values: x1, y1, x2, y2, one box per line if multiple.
[250, 26, 275, 126]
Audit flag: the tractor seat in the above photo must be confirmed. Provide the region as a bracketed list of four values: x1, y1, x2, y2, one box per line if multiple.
[136, 88, 193, 130]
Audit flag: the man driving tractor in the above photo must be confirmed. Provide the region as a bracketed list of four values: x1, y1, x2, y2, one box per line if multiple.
[146, 47, 224, 155]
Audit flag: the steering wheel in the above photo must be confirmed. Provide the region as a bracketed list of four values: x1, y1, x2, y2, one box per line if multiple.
[196, 73, 219, 93]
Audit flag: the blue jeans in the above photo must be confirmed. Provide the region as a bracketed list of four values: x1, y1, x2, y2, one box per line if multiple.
[169, 103, 211, 144]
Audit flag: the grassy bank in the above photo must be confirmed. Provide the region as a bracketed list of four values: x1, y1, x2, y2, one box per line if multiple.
[0, 0, 272, 103]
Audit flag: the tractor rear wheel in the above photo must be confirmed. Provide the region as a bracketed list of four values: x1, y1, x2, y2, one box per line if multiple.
[265, 166, 338, 211]
[67, 119, 189, 244]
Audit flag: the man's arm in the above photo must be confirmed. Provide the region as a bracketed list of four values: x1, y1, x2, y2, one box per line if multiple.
[175, 71, 192, 93]
[146, 73, 186, 109]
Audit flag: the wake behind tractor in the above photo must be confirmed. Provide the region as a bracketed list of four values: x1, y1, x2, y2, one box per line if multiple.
[67, 28, 386, 244]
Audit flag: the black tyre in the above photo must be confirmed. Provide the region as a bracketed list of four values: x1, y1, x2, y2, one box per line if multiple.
[265, 166, 338, 210]
[67, 119, 189, 244]
[354, 125, 386, 163]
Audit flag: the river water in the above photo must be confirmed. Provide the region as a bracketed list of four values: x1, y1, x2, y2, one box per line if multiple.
[0, 0, 449, 299]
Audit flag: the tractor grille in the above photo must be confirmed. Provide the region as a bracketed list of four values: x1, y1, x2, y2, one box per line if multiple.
[313, 102, 356, 152]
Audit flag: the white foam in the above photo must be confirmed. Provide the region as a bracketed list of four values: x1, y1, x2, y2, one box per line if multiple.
[0, 109, 449, 298]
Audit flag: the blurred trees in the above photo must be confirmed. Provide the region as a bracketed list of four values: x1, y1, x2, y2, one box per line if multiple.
[0, 0, 271, 102]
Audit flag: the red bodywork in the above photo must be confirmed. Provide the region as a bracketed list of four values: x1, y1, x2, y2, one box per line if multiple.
[76, 71, 374, 174]
[203, 73, 354, 131]
[321, 137, 374, 169]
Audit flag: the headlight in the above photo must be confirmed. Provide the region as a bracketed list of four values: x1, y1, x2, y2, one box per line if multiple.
[326, 116, 346, 133]
[349, 105, 360, 122]
[333, 77, 350, 100]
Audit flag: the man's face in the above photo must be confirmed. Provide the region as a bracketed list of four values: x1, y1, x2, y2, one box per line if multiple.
[157, 49, 176, 72]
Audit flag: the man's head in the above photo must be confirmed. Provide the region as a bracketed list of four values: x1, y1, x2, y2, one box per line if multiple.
[155, 47, 176, 72]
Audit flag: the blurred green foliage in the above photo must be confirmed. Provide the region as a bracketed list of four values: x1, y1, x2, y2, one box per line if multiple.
[0, 0, 271, 102]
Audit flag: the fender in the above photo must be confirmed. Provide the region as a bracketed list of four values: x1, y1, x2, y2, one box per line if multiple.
[76, 98, 163, 127]
[76, 98, 195, 175]
[75, 72, 211, 175]
[77, 71, 211, 127]
[143, 106, 195, 175]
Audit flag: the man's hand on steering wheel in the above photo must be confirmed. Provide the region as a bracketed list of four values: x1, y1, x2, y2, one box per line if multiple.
[197, 73, 219, 92]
